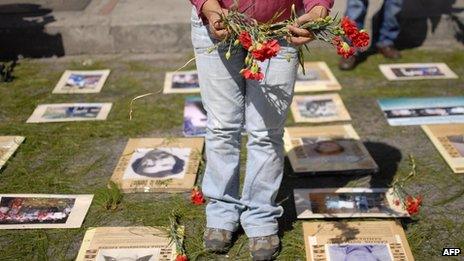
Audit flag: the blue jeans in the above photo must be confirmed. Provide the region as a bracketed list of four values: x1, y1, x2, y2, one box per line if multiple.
[191, 9, 298, 237]
[346, 0, 403, 47]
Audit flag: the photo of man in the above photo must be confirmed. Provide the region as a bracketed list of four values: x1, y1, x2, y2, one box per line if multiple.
[123, 148, 191, 180]
[171, 72, 199, 89]
[391, 66, 444, 78]
[327, 244, 392, 261]
[298, 99, 337, 118]
[65, 74, 102, 89]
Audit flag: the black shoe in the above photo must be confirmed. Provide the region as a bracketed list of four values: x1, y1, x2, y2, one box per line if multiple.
[378, 45, 401, 59]
[339, 55, 358, 70]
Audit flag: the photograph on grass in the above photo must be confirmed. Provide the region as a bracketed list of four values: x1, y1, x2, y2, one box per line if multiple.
[379, 63, 458, 80]
[284, 125, 378, 174]
[163, 70, 200, 94]
[183, 96, 207, 137]
[378, 97, 464, 126]
[291, 94, 351, 123]
[27, 103, 112, 123]
[111, 138, 204, 193]
[422, 124, 464, 173]
[75, 227, 177, 261]
[52, 70, 110, 94]
[0, 194, 93, 229]
[0, 136, 24, 170]
[294, 188, 408, 219]
[294, 62, 341, 92]
[303, 221, 414, 261]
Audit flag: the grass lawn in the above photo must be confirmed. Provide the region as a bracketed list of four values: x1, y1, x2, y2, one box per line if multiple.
[0, 48, 463, 260]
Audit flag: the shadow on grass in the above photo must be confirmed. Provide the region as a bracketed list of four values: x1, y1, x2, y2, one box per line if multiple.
[276, 141, 402, 236]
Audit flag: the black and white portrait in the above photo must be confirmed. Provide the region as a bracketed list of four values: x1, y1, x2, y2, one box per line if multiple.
[97, 248, 159, 261]
[297, 99, 337, 118]
[123, 148, 191, 180]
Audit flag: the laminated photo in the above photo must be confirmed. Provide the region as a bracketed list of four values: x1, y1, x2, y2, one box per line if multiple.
[0, 194, 93, 229]
[76, 226, 178, 261]
[111, 138, 204, 193]
[303, 221, 415, 261]
[52, 70, 110, 94]
[379, 63, 458, 80]
[294, 188, 408, 219]
[284, 125, 378, 174]
[378, 97, 464, 126]
[0, 136, 24, 170]
[295, 62, 341, 92]
[291, 94, 351, 123]
[183, 96, 207, 137]
[163, 70, 200, 94]
[27, 103, 112, 123]
[421, 124, 464, 173]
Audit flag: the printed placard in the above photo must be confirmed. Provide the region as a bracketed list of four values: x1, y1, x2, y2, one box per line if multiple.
[284, 125, 378, 174]
[303, 220, 415, 261]
[76, 226, 178, 261]
[378, 97, 464, 126]
[0, 136, 24, 169]
[295, 62, 341, 92]
[27, 103, 112, 123]
[291, 94, 351, 123]
[294, 188, 408, 219]
[163, 70, 200, 94]
[0, 194, 93, 229]
[111, 138, 204, 193]
[422, 124, 464, 173]
[379, 63, 458, 80]
[52, 70, 110, 94]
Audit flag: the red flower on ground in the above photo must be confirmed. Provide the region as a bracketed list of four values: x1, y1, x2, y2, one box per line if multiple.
[239, 31, 253, 50]
[251, 39, 281, 61]
[405, 195, 423, 215]
[176, 254, 189, 261]
[336, 42, 355, 59]
[191, 186, 205, 205]
[241, 67, 264, 80]
[352, 30, 370, 48]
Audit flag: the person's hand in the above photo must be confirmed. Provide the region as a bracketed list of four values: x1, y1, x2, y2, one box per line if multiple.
[201, 0, 229, 40]
[287, 5, 328, 46]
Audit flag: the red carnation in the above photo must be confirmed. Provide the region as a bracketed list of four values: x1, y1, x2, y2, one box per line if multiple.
[251, 40, 280, 61]
[332, 36, 342, 46]
[191, 186, 205, 205]
[352, 31, 370, 48]
[405, 195, 423, 215]
[241, 67, 264, 80]
[341, 17, 359, 40]
[176, 254, 189, 261]
[239, 31, 253, 50]
[336, 42, 355, 59]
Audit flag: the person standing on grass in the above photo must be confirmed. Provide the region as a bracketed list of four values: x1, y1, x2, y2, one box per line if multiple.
[188, 0, 333, 260]
[339, 0, 403, 70]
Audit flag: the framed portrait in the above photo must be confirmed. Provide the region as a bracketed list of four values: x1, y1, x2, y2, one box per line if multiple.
[183, 96, 207, 137]
[291, 94, 351, 123]
[163, 70, 200, 94]
[294, 188, 408, 219]
[111, 138, 204, 193]
[76, 226, 178, 261]
[295, 62, 341, 92]
[284, 125, 378, 174]
[422, 124, 464, 173]
[0, 194, 93, 229]
[303, 221, 414, 261]
[52, 70, 110, 94]
[27, 103, 112, 123]
[0, 136, 24, 170]
[378, 97, 464, 126]
[379, 63, 458, 80]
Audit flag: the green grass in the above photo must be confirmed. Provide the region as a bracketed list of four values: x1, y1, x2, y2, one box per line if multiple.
[0, 49, 463, 260]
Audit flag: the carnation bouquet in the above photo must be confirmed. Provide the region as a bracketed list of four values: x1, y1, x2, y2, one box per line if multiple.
[208, 4, 370, 80]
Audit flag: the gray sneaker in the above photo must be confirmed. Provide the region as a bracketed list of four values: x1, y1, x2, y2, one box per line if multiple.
[204, 228, 233, 253]
[249, 235, 280, 261]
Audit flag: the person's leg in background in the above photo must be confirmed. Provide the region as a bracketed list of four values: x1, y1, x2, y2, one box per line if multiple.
[191, 8, 246, 252]
[339, 0, 369, 70]
[240, 41, 299, 260]
[377, 0, 403, 59]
